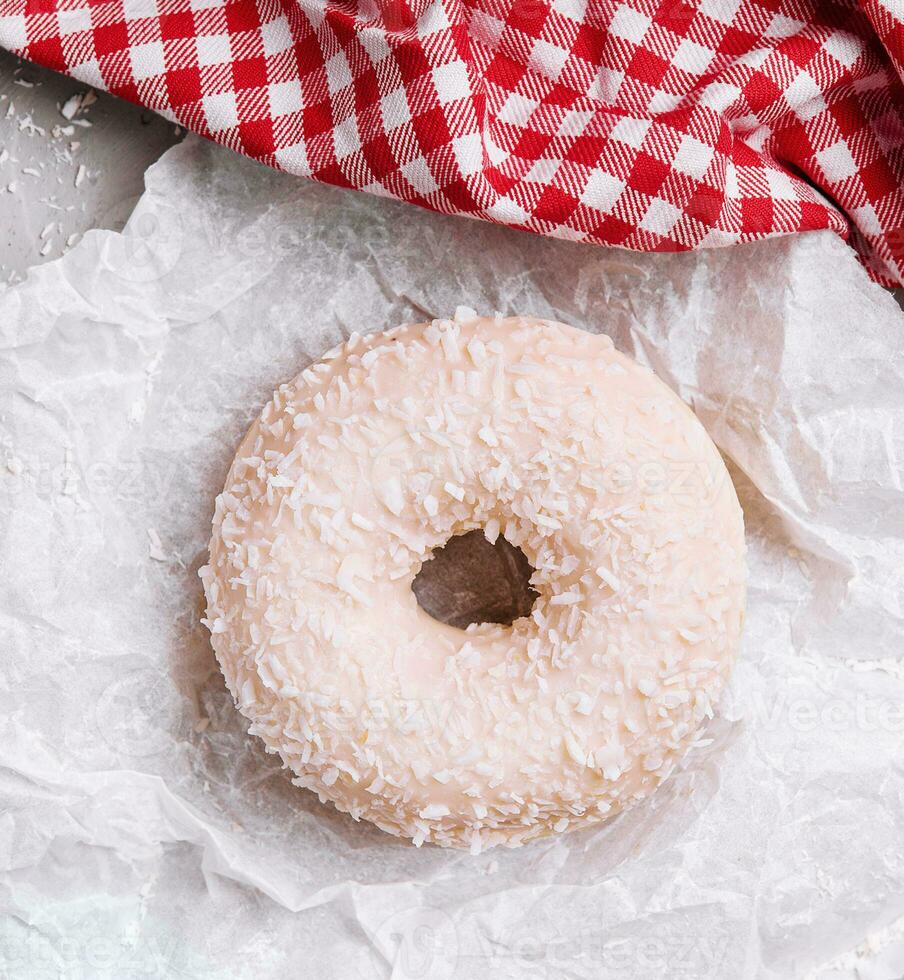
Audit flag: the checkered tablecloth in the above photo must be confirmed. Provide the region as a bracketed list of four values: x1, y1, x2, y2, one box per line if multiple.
[2, 0, 903, 285]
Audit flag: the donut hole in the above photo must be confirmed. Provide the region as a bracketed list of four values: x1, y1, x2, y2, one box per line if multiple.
[412, 529, 539, 629]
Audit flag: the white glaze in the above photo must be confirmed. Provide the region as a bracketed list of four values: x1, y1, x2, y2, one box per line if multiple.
[200, 313, 746, 851]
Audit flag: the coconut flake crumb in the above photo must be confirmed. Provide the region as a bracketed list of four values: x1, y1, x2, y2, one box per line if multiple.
[147, 528, 169, 562]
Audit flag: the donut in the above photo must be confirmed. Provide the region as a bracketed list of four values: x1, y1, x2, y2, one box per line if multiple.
[201, 312, 746, 851]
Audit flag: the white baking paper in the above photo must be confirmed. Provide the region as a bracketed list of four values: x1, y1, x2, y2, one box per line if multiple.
[1, 135, 903, 980]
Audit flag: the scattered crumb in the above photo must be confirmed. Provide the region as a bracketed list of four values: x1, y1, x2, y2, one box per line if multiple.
[60, 93, 81, 120]
[147, 528, 169, 562]
[17, 114, 45, 136]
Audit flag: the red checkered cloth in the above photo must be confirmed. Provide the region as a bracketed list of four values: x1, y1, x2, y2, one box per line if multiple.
[2, 0, 903, 284]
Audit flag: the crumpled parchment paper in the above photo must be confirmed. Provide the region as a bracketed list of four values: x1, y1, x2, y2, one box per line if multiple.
[1, 136, 903, 980]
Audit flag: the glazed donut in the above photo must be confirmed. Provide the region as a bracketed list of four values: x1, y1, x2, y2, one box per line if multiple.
[201, 312, 746, 851]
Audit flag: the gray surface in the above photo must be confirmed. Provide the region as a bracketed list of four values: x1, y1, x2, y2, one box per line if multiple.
[0, 50, 181, 284]
[412, 530, 538, 629]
